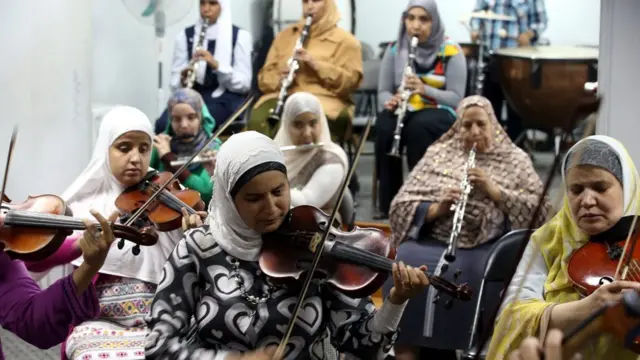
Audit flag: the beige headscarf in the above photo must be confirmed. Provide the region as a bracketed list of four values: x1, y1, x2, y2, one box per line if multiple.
[302, 0, 341, 37]
[389, 95, 549, 247]
[273, 92, 348, 182]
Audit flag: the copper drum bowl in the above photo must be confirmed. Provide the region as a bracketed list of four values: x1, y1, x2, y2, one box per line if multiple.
[492, 46, 599, 132]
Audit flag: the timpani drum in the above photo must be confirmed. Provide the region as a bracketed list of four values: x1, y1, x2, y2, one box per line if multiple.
[492, 46, 598, 131]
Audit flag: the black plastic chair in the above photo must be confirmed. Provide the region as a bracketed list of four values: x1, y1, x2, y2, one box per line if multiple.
[463, 229, 532, 360]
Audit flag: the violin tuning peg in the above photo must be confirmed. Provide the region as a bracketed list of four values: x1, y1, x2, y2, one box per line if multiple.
[117, 239, 125, 250]
[441, 263, 449, 273]
[132, 245, 140, 256]
[444, 299, 453, 310]
[433, 295, 440, 304]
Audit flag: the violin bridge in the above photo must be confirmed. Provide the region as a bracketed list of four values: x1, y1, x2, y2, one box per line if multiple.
[309, 232, 322, 253]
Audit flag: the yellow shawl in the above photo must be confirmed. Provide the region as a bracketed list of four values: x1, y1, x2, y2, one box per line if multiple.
[487, 135, 640, 359]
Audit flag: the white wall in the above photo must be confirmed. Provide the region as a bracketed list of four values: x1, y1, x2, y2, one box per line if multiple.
[0, 0, 93, 201]
[355, 0, 601, 55]
[597, 0, 640, 163]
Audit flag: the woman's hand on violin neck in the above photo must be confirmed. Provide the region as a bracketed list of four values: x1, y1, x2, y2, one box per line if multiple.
[181, 207, 207, 231]
[388, 261, 430, 305]
[79, 210, 119, 270]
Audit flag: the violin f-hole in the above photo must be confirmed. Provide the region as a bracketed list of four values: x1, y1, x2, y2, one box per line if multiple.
[599, 276, 614, 286]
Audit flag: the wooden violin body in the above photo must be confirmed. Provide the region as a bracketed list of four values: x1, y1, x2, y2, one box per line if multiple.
[567, 233, 640, 352]
[0, 194, 72, 262]
[1, 194, 159, 262]
[568, 236, 640, 295]
[115, 171, 205, 232]
[260, 206, 472, 301]
[261, 205, 394, 298]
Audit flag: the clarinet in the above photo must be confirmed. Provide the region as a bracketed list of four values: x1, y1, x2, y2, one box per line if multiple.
[267, 15, 313, 129]
[444, 144, 476, 262]
[185, 18, 210, 89]
[388, 36, 419, 157]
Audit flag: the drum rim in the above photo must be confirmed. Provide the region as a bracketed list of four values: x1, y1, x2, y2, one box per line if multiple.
[492, 46, 599, 61]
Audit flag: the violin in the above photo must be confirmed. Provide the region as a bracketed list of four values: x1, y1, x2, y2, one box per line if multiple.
[115, 170, 205, 232]
[0, 193, 158, 262]
[560, 289, 640, 357]
[566, 216, 640, 352]
[260, 205, 473, 301]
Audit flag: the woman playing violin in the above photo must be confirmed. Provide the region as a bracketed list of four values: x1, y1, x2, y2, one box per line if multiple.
[145, 131, 429, 360]
[0, 210, 115, 360]
[151, 88, 222, 206]
[488, 135, 640, 359]
[273, 92, 349, 219]
[26, 106, 188, 360]
[386, 95, 549, 360]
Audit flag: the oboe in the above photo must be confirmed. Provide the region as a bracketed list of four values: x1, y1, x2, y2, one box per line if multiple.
[388, 36, 419, 157]
[444, 144, 476, 262]
[185, 18, 210, 89]
[267, 15, 313, 129]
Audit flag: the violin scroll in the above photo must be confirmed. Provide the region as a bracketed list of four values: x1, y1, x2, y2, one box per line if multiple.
[112, 224, 158, 249]
[428, 274, 473, 301]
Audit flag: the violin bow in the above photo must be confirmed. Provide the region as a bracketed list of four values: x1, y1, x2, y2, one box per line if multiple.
[118, 93, 256, 230]
[473, 94, 602, 358]
[272, 115, 374, 360]
[0, 126, 18, 208]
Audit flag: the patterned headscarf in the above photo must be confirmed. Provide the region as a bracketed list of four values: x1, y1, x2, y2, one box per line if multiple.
[564, 138, 623, 185]
[389, 95, 549, 247]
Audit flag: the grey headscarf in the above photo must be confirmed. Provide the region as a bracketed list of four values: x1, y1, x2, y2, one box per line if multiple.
[394, 0, 445, 85]
[564, 138, 624, 185]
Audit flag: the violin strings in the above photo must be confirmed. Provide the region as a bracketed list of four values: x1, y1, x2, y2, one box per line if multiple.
[144, 182, 197, 215]
[626, 260, 640, 281]
[332, 243, 394, 272]
[148, 184, 194, 213]
[6, 210, 95, 229]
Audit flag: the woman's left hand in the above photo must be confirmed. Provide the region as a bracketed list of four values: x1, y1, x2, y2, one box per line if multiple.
[468, 168, 501, 202]
[181, 207, 207, 231]
[405, 74, 425, 96]
[508, 329, 581, 360]
[388, 261, 430, 304]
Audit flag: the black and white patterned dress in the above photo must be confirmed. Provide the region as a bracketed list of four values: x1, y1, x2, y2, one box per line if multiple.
[145, 226, 397, 359]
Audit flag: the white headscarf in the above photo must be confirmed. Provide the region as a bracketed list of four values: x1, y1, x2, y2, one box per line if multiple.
[273, 92, 349, 181]
[64, 106, 183, 284]
[194, 0, 233, 90]
[206, 131, 286, 261]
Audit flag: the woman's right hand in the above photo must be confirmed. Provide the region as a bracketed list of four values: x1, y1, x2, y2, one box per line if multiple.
[384, 93, 403, 111]
[226, 346, 277, 360]
[581, 281, 640, 309]
[435, 188, 461, 217]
